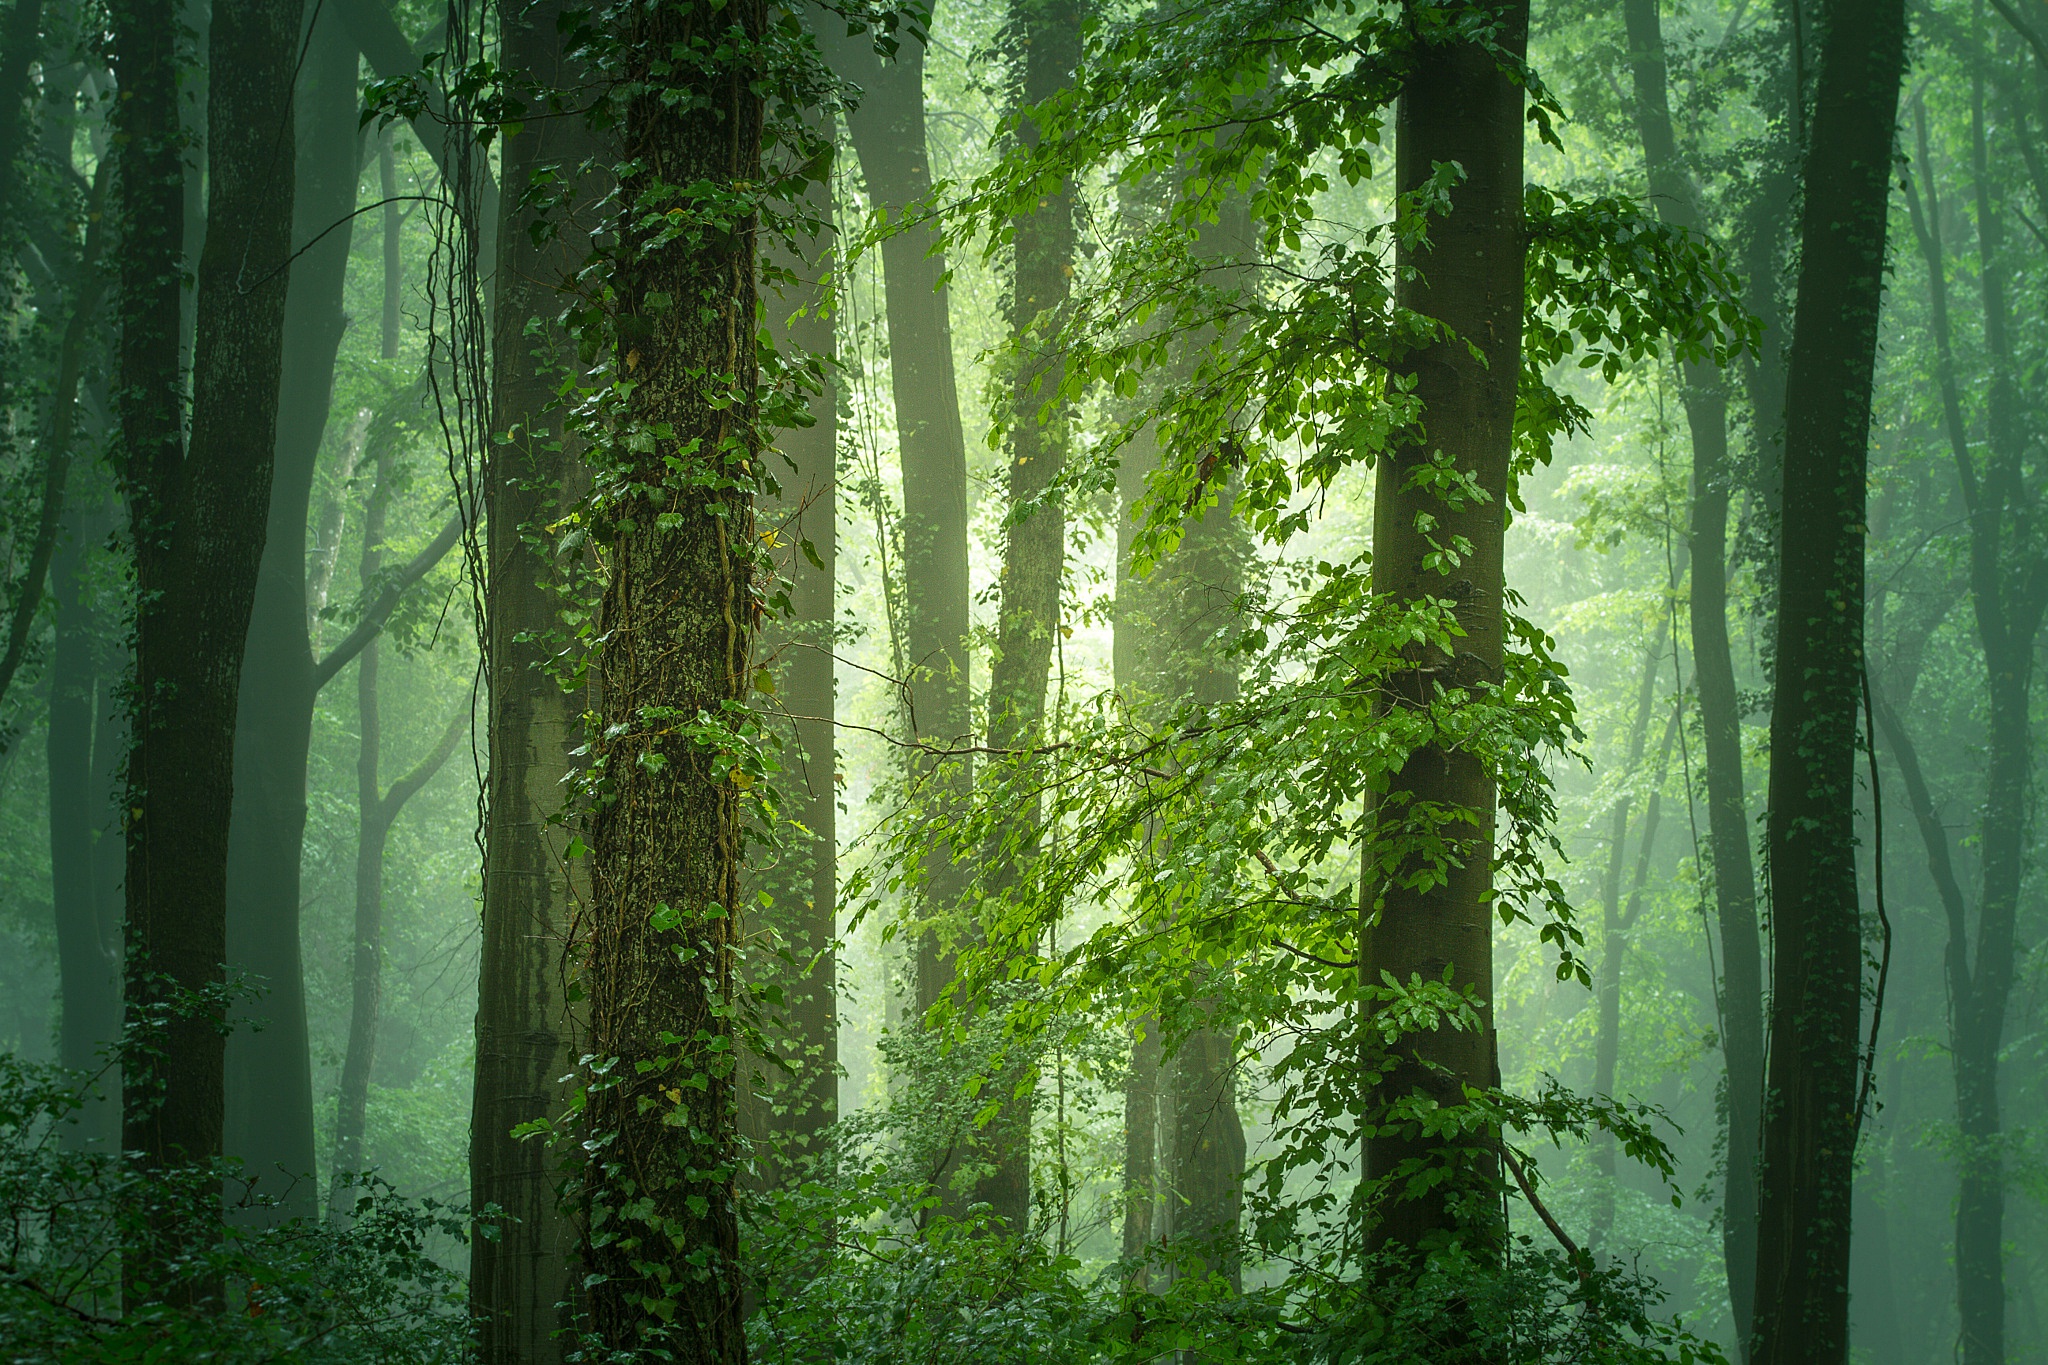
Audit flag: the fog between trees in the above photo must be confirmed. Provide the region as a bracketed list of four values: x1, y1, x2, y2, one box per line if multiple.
[0, 1, 2040, 1363]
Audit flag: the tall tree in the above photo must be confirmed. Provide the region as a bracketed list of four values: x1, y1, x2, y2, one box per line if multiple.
[220, 12, 362, 1216]
[329, 447, 466, 1216]
[1898, 65, 2048, 1365]
[1617, 1, 1767, 1342]
[1585, 631, 1671, 1255]
[575, 0, 769, 1353]
[112, 0, 301, 1285]
[817, 16, 974, 1031]
[1750, 3, 1907, 1362]
[1363, 0, 1527, 1251]
[976, 0, 1084, 1230]
[47, 480, 122, 1150]
[470, 1, 603, 1357]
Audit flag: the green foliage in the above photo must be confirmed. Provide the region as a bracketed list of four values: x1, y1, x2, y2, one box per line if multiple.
[0, 1054, 469, 1363]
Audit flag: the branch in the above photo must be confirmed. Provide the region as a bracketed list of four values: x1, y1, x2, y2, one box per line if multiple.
[377, 705, 467, 822]
[328, 0, 498, 238]
[0, 160, 111, 732]
[312, 510, 463, 694]
[1989, 0, 2048, 69]
[1866, 670, 1972, 1005]
[1491, 1139, 1592, 1289]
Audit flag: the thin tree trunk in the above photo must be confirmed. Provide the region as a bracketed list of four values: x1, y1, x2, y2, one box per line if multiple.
[973, 0, 1083, 1231]
[818, 20, 974, 1025]
[114, 0, 300, 1298]
[1750, 4, 1906, 1362]
[576, 0, 764, 1354]
[1587, 625, 1669, 1250]
[470, 0, 603, 1355]
[1618, 3, 1766, 1340]
[48, 484, 120, 1150]
[220, 11, 359, 1220]
[1590, 701, 1678, 1254]
[1945, 55, 2043, 1365]
[0, 162, 110, 723]
[329, 457, 465, 1218]
[1122, 1017, 1161, 1268]
[1362, 0, 1526, 1253]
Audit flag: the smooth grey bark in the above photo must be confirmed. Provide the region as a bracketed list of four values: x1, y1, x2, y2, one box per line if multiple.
[1363, 0, 1527, 1253]
[975, 0, 1084, 1232]
[221, 15, 362, 1218]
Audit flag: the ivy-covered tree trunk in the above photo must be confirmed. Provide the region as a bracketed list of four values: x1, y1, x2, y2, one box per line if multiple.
[577, 0, 765, 1355]
[221, 13, 359, 1219]
[471, 0, 602, 1355]
[1362, 0, 1526, 1251]
[739, 156, 837, 1196]
[113, 0, 300, 1290]
[1618, 2, 1765, 1341]
[1750, 4, 1906, 1362]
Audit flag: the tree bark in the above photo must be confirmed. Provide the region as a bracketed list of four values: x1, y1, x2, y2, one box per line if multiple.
[330, 451, 465, 1218]
[114, 0, 301, 1295]
[467, 0, 609, 1353]
[818, 18, 974, 1024]
[469, 1, 603, 1356]
[1362, 0, 1526, 1253]
[575, 0, 764, 1355]
[1750, 5, 1906, 1362]
[1587, 631, 1670, 1254]
[740, 148, 838, 1194]
[1898, 60, 2048, 1365]
[1618, 2, 1765, 1341]
[970, 0, 1084, 1232]
[220, 10, 360, 1220]
[48, 482, 120, 1150]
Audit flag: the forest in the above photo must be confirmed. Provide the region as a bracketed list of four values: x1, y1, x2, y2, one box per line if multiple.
[0, 0, 2037, 1360]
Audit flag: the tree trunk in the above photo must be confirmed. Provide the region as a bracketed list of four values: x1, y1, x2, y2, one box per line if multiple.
[1587, 633, 1671, 1254]
[1361, 0, 1526, 1253]
[738, 94, 837, 1199]
[221, 11, 359, 1220]
[970, 0, 1083, 1232]
[1618, 2, 1765, 1340]
[576, 0, 764, 1355]
[1750, 5, 1906, 1362]
[1945, 57, 2042, 1365]
[48, 484, 120, 1150]
[114, 0, 300, 1295]
[818, 20, 974, 1023]
[1122, 1017, 1161, 1268]
[330, 456, 464, 1219]
[469, 0, 602, 1356]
